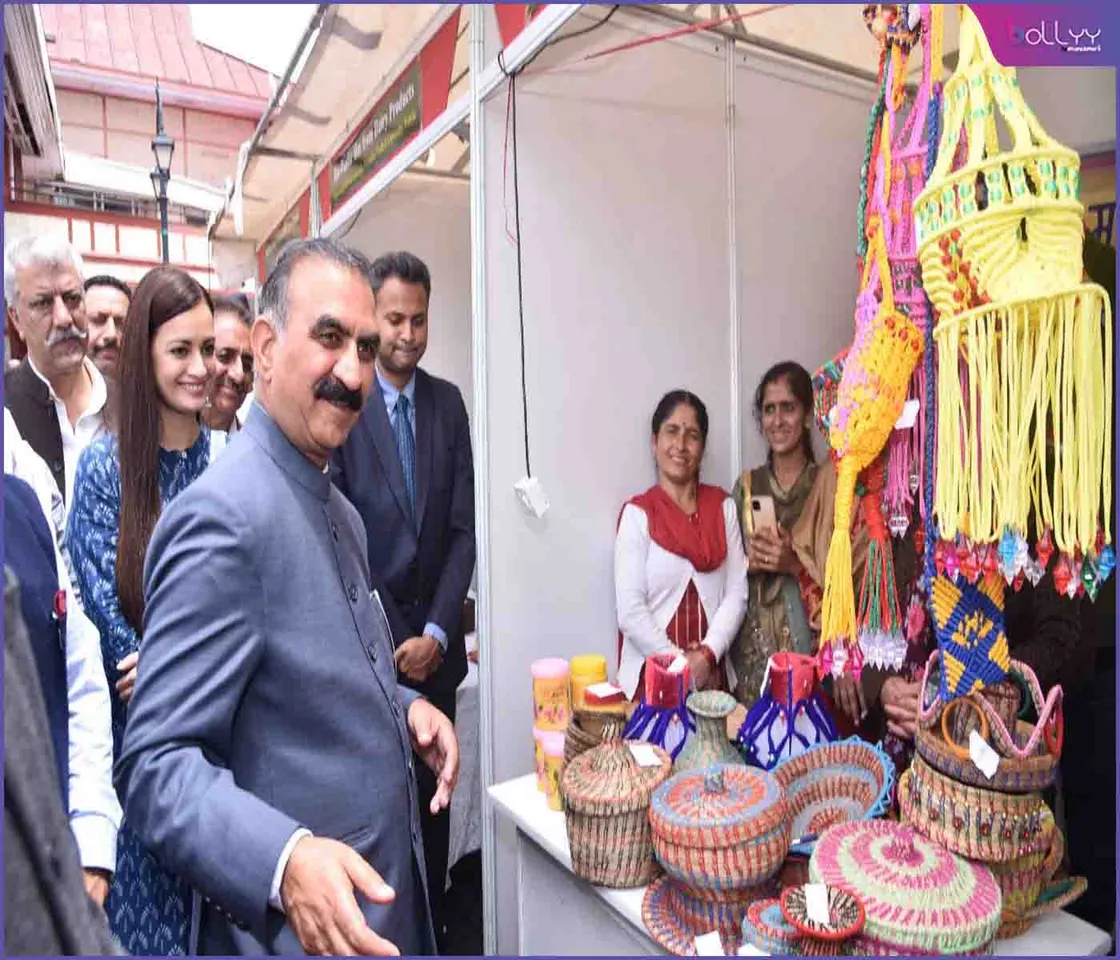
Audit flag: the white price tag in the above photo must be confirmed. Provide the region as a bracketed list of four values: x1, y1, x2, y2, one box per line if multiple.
[894, 398, 921, 430]
[668, 654, 688, 674]
[628, 742, 663, 767]
[969, 729, 1001, 779]
[585, 681, 623, 700]
[805, 883, 831, 926]
[694, 931, 724, 956]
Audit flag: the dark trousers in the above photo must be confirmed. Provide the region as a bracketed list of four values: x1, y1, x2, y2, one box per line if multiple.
[1060, 648, 1116, 941]
[417, 691, 455, 951]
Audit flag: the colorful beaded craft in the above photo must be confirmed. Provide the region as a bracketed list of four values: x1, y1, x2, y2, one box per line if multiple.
[650, 765, 790, 896]
[914, 6, 1114, 594]
[809, 819, 1002, 954]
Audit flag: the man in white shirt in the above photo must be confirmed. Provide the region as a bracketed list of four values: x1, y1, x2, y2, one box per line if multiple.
[4, 409, 122, 906]
[4, 236, 108, 510]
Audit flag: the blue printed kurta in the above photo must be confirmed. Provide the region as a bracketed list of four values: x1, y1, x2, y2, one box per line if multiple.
[66, 427, 211, 956]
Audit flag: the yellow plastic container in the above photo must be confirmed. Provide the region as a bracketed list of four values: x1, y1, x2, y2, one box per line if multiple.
[569, 654, 608, 711]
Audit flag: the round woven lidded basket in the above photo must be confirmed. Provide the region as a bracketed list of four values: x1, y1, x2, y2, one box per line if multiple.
[898, 755, 1049, 864]
[742, 897, 801, 955]
[809, 819, 1002, 955]
[650, 764, 790, 897]
[772, 736, 895, 855]
[561, 723, 671, 888]
[641, 874, 775, 957]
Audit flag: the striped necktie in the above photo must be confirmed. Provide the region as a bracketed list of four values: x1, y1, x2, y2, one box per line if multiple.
[393, 393, 416, 521]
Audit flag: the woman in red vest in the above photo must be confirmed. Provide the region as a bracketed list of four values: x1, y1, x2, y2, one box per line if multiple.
[615, 390, 748, 700]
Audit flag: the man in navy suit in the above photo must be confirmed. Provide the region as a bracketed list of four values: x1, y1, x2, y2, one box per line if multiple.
[332, 251, 475, 947]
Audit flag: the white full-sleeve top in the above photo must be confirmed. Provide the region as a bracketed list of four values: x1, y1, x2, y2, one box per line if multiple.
[614, 496, 749, 700]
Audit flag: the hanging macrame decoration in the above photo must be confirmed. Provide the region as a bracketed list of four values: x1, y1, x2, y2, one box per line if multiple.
[816, 10, 928, 680]
[914, 5, 1114, 601]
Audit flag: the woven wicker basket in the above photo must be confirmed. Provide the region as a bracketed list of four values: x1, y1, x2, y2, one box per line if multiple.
[650, 765, 790, 897]
[772, 736, 894, 855]
[561, 727, 671, 888]
[564, 711, 610, 769]
[809, 819, 1002, 955]
[915, 717, 1059, 794]
[987, 808, 1087, 938]
[899, 755, 1049, 863]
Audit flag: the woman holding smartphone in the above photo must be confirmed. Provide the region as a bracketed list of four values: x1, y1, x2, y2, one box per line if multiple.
[730, 362, 823, 706]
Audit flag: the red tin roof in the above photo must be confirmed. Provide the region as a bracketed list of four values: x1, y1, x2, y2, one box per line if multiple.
[40, 4, 273, 100]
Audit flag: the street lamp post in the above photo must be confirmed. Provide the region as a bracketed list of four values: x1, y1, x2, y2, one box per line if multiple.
[150, 81, 175, 264]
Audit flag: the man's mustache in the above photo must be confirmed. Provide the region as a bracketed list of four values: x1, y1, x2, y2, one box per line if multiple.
[314, 377, 363, 412]
[46, 326, 88, 348]
[92, 337, 118, 355]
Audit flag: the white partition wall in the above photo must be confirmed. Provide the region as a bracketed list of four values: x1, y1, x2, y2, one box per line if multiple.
[479, 12, 731, 952]
[345, 175, 474, 412]
[734, 50, 876, 470]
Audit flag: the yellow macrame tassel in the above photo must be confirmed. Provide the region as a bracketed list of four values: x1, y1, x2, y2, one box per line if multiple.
[820, 458, 859, 675]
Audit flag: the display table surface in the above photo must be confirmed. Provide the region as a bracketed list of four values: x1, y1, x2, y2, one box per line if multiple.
[490, 774, 1111, 957]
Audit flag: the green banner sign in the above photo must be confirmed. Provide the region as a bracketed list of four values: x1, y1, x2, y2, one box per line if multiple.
[261, 201, 303, 275]
[331, 62, 422, 209]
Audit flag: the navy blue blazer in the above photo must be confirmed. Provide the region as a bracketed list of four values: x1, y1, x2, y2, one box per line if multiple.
[5, 474, 69, 809]
[332, 367, 476, 701]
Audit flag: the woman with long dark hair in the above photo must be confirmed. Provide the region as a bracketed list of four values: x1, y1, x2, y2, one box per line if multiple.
[66, 266, 215, 955]
[729, 362, 824, 705]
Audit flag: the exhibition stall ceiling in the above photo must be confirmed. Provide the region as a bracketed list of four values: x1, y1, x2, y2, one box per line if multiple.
[209, 3, 962, 254]
[209, 2, 465, 244]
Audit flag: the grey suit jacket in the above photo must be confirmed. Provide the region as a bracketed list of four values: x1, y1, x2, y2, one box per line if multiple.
[4, 567, 119, 956]
[115, 406, 435, 956]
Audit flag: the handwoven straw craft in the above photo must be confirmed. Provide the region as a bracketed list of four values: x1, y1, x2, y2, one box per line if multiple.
[987, 807, 1086, 938]
[641, 875, 775, 957]
[561, 724, 671, 888]
[919, 651, 1064, 762]
[650, 765, 790, 897]
[898, 754, 1049, 863]
[927, 571, 1010, 701]
[809, 819, 1002, 954]
[781, 883, 866, 956]
[914, 6, 1113, 583]
[771, 736, 895, 856]
[741, 897, 801, 955]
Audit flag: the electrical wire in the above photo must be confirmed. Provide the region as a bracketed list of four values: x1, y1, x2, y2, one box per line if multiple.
[495, 5, 621, 478]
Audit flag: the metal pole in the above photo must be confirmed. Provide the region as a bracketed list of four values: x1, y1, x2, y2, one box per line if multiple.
[159, 174, 170, 264]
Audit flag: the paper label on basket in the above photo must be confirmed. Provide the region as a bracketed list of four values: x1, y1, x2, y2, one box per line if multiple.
[668, 654, 688, 674]
[895, 399, 920, 430]
[585, 681, 623, 699]
[805, 884, 831, 925]
[628, 742, 663, 767]
[694, 932, 724, 956]
[969, 730, 1001, 779]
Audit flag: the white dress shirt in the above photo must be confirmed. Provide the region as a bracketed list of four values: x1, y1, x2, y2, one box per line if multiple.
[4, 410, 121, 872]
[614, 497, 749, 700]
[27, 356, 108, 511]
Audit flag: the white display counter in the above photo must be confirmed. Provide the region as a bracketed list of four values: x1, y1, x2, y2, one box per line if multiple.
[490, 774, 1112, 957]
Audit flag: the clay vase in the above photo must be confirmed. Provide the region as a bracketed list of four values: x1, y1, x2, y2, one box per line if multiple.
[674, 690, 745, 773]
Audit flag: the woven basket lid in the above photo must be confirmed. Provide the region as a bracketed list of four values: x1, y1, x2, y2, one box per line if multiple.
[650, 764, 787, 850]
[809, 820, 1002, 954]
[742, 898, 800, 954]
[561, 725, 671, 815]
